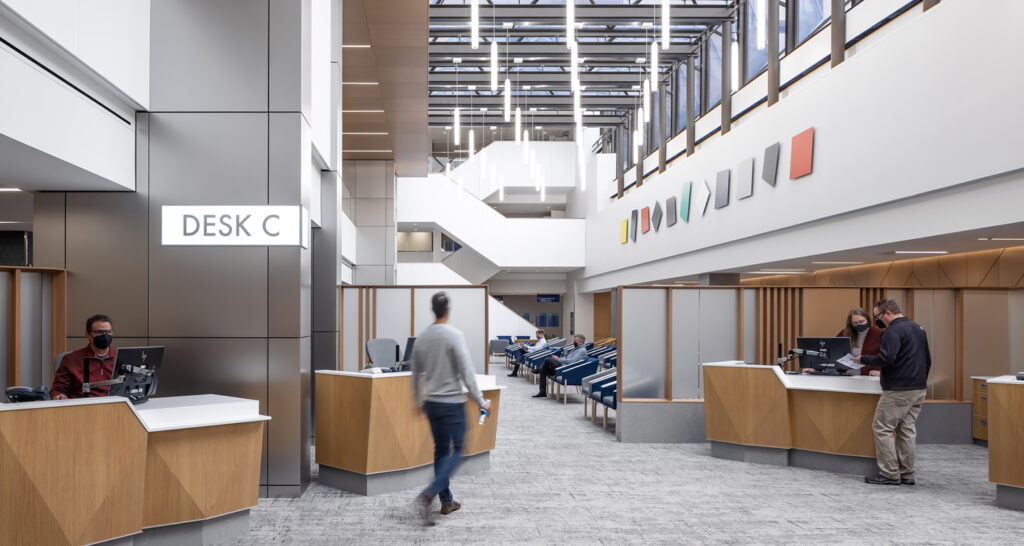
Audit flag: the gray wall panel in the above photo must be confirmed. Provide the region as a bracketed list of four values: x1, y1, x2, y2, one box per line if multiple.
[342, 287, 359, 371]
[671, 289, 700, 399]
[699, 289, 739, 363]
[312, 173, 339, 331]
[269, 247, 311, 338]
[66, 192, 150, 338]
[149, 337, 270, 485]
[148, 113, 269, 338]
[621, 289, 667, 399]
[19, 272, 43, 387]
[269, 0, 312, 118]
[268, 337, 311, 485]
[0, 273, 9, 390]
[311, 331, 337, 371]
[31, 193, 65, 268]
[743, 289, 757, 363]
[150, 0, 269, 111]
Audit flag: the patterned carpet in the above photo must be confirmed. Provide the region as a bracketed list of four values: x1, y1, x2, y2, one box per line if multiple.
[226, 360, 1024, 545]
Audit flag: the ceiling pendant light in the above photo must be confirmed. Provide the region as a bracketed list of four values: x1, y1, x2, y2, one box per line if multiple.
[757, 0, 767, 50]
[468, 128, 475, 159]
[650, 41, 659, 92]
[490, 41, 499, 91]
[470, 0, 479, 49]
[504, 79, 511, 121]
[566, 1, 575, 49]
[454, 107, 461, 146]
[515, 107, 522, 142]
[662, 0, 670, 50]
[643, 80, 651, 123]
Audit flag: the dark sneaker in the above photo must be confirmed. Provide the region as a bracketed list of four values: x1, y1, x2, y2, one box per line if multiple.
[532, 393, 547, 398]
[440, 501, 461, 515]
[416, 495, 435, 526]
[507, 373, 517, 377]
[864, 474, 901, 485]
[901, 478, 916, 485]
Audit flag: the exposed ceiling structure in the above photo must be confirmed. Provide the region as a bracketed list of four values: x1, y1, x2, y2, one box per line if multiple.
[342, 0, 428, 176]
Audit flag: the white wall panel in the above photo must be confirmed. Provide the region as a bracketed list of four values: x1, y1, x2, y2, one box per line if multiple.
[342, 287, 360, 371]
[375, 288, 412, 346]
[452, 141, 577, 201]
[3, 0, 150, 106]
[671, 289, 700, 399]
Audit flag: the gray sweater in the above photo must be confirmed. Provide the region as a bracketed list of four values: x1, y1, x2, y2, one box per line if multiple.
[411, 322, 485, 407]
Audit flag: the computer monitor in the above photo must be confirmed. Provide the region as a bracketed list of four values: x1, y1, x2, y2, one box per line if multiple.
[796, 337, 853, 374]
[109, 346, 164, 404]
[401, 337, 416, 362]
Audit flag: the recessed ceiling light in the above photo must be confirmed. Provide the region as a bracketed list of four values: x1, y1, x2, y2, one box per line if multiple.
[343, 132, 388, 135]
[342, 81, 379, 85]
[642, 22, 654, 28]
[811, 261, 864, 265]
[502, 22, 513, 29]
[894, 251, 948, 255]
[991, 237, 1024, 241]
[977, 237, 990, 241]
[342, 44, 371, 48]
[747, 271, 805, 275]
[0, 188, 22, 192]
[342, 109, 384, 113]
[635, 57, 645, 63]
[341, 149, 393, 153]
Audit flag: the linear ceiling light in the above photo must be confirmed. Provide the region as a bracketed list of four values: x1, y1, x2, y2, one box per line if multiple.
[0, 188, 22, 192]
[342, 109, 384, 113]
[342, 149, 393, 153]
[566, 1, 575, 48]
[893, 250, 948, 254]
[342, 44, 371, 48]
[470, 0, 480, 49]
[650, 41, 659, 92]
[342, 132, 388, 135]
[662, 0, 670, 50]
[515, 107, 522, 142]
[811, 261, 864, 265]
[341, 81, 378, 85]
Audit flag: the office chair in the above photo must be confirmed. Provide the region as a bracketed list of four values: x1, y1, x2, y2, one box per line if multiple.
[365, 338, 399, 368]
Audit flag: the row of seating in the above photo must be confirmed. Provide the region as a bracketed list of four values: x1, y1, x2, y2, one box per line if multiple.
[495, 335, 619, 429]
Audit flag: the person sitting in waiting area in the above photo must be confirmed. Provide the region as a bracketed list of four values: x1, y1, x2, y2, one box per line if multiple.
[838, 307, 883, 377]
[534, 334, 587, 398]
[51, 314, 118, 400]
[508, 329, 547, 377]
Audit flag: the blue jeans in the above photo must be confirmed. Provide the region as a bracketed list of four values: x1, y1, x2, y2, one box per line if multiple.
[421, 401, 466, 505]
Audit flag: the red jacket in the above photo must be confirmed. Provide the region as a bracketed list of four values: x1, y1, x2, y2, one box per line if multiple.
[51, 346, 118, 398]
[837, 327, 884, 375]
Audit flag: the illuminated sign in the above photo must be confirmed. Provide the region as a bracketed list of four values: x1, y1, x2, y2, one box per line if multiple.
[161, 206, 310, 248]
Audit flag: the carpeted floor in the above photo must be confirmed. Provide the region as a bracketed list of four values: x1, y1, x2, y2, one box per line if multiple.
[226, 359, 1024, 544]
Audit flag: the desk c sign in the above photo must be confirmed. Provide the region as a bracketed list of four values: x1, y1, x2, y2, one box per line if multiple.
[162, 206, 310, 248]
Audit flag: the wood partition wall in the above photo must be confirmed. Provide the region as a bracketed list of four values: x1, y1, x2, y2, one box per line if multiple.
[1, 266, 67, 391]
[593, 291, 612, 340]
[338, 285, 490, 374]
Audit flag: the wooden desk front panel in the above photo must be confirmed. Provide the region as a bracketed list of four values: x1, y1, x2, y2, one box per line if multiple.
[316, 373, 502, 475]
[143, 421, 265, 527]
[988, 383, 1024, 487]
[789, 390, 878, 457]
[0, 403, 147, 546]
[703, 366, 791, 449]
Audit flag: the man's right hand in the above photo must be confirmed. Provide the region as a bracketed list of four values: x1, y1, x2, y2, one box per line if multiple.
[53, 393, 68, 400]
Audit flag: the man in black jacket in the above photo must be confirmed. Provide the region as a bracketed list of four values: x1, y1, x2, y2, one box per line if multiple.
[855, 299, 931, 486]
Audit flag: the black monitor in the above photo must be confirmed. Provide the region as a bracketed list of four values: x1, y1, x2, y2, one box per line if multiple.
[109, 346, 164, 404]
[796, 337, 853, 375]
[401, 337, 416, 362]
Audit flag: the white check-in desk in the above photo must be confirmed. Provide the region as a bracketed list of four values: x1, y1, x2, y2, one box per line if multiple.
[315, 370, 504, 495]
[0, 395, 268, 546]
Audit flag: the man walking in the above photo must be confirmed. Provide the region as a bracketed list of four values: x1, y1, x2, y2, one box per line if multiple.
[411, 292, 491, 522]
[855, 299, 931, 486]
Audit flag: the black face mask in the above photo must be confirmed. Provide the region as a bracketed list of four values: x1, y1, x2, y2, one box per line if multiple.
[853, 323, 870, 333]
[92, 334, 113, 350]
[874, 319, 886, 329]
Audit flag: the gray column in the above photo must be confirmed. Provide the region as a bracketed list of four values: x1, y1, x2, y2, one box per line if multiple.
[768, 0, 780, 106]
[657, 82, 666, 173]
[686, 58, 695, 156]
[720, 20, 732, 135]
[831, 0, 846, 67]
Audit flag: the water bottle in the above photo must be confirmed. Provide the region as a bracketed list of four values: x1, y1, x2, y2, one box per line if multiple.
[478, 399, 490, 425]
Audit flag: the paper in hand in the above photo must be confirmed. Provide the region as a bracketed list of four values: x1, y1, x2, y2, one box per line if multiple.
[837, 353, 863, 370]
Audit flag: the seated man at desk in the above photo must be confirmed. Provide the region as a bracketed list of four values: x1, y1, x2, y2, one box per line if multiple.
[51, 314, 118, 400]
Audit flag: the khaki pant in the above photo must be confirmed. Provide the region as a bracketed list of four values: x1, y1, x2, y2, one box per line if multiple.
[872, 389, 927, 480]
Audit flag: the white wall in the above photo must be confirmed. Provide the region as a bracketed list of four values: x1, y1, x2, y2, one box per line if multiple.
[2, 0, 150, 107]
[581, 0, 1024, 291]
[310, 0, 333, 170]
[453, 141, 578, 201]
[397, 174, 585, 270]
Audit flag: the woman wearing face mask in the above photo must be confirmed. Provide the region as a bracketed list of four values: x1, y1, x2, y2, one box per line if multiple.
[838, 308, 883, 377]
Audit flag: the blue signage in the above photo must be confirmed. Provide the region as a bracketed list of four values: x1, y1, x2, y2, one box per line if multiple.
[536, 294, 561, 303]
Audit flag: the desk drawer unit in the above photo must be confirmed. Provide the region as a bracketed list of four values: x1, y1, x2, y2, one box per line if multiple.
[973, 378, 990, 441]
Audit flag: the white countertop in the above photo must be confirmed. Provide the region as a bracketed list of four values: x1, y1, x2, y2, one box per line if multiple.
[986, 375, 1024, 386]
[971, 376, 995, 380]
[702, 361, 882, 395]
[0, 394, 270, 432]
[316, 370, 505, 391]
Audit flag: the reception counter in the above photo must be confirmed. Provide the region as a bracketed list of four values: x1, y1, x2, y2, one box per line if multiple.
[315, 370, 504, 495]
[986, 375, 1024, 511]
[0, 395, 268, 546]
[705, 361, 899, 475]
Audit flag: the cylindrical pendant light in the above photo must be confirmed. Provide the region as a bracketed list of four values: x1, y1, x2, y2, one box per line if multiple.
[470, 0, 479, 49]
[643, 80, 651, 123]
[662, 0, 670, 50]
[650, 42, 659, 92]
[504, 79, 511, 121]
[514, 107, 522, 142]
[566, 1, 575, 48]
[468, 128, 475, 159]
[490, 41, 499, 91]
[454, 108, 461, 146]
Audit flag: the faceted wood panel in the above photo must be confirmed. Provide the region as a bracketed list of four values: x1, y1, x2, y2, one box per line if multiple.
[703, 365, 790, 448]
[789, 389, 877, 457]
[988, 383, 1024, 487]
